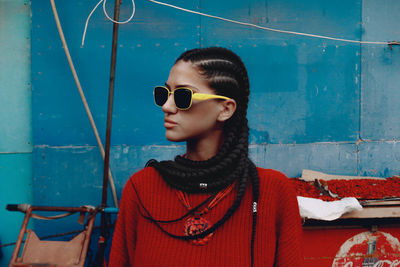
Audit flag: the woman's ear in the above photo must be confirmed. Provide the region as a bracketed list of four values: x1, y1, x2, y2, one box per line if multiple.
[217, 99, 237, 122]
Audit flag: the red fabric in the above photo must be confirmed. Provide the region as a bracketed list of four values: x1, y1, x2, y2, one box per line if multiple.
[109, 167, 303, 267]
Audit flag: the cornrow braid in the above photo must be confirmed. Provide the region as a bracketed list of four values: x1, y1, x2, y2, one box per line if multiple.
[146, 47, 260, 267]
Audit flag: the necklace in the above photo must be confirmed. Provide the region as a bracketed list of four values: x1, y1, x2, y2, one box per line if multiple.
[175, 183, 235, 245]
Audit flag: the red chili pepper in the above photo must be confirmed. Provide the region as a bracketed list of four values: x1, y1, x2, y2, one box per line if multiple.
[290, 176, 400, 201]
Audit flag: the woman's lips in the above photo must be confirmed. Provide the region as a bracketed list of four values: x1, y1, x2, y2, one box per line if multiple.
[164, 119, 177, 128]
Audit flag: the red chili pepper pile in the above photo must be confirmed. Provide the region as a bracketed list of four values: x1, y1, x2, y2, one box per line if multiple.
[324, 177, 400, 200]
[291, 178, 337, 201]
[290, 176, 400, 201]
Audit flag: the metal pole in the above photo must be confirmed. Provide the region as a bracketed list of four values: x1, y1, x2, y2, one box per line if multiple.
[97, 0, 122, 265]
[49, 0, 119, 209]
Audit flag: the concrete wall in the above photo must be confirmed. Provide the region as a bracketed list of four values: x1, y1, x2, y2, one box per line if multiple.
[0, 0, 32, 265]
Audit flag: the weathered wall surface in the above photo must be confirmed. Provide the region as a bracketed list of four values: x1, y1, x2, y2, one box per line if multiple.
[30, 0, 400, 209]
[0, 0, 32, 265]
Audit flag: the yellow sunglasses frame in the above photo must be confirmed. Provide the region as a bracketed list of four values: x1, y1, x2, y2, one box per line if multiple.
[154, 86, 231, 110]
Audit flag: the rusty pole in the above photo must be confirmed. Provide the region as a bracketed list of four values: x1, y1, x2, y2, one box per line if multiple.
[97, 0, 122, 265]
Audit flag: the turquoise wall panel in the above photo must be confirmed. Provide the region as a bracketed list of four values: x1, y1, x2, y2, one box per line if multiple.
[32, 145, 186, 206]
[358, 142, 400, 177]
[33, 143, 360, 200]
[200, 0, 361, 143]
[250, 143, 358, 177]
[0, 154, 32, 267]
[0, 0, 32, 153]
[0, 0, 32, 265]
[32, 0, 199, 146]
[361, 0, 400, 140]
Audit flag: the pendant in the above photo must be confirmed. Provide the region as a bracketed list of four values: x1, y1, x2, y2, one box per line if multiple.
[184, 216, 213, 245]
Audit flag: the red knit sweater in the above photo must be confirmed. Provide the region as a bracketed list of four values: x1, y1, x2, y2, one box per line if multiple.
[109, 167, 303, 267]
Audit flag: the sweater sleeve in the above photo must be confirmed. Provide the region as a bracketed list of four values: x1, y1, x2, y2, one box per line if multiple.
[274, 175, 304, 267]
[109, 178, 139, 267]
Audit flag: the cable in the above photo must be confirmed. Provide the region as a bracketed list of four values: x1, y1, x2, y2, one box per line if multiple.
[82, 0, 135, 46]
[103, 0, 135, 24]
[82, 0, 104, 47]
[50, 0, 119, 208]
[81, 0, 394, 46]
[147, 0, 390, 45]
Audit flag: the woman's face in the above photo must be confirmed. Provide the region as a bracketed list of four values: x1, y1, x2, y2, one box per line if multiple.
[161, 60, 226, 142]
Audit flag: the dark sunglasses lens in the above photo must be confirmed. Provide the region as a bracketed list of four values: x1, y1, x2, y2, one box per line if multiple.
[154, 87, 169, 106]
[174, 89, 192, 109]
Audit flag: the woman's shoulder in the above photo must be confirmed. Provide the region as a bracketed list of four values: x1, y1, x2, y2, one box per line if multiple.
[126, 166, 175, 194]
[255, 167, 297, 205]
[128, 166, 160, 185]
[255, 167, 292, 190]
[256, 167, 288, 180]
[130, 166, 158, 177]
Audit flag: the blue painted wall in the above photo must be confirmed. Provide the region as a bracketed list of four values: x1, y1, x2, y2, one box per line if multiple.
[0, 0, 32, 265]
[1, 0, 400, 265]
[30, 0, 400, 251]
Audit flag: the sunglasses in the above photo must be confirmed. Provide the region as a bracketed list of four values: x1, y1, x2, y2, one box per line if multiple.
[153, 86, 231, 110]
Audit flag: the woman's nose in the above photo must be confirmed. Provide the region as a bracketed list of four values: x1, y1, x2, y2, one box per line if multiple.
[162, 93, 177, 113]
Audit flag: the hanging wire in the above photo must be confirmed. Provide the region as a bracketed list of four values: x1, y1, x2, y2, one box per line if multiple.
[82, 0, 104, 47]
[146, 0, 389, 45]
[103, 0, 136, 24]
[82, 0, 394, 46]
[82, 0, 136, 46]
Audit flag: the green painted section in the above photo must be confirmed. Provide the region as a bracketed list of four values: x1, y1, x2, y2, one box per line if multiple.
[0, 0, 32, 153]
[0, 0, 32, 265]
[0, 154, 32, 266]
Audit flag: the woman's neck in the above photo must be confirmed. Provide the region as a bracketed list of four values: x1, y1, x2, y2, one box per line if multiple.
[185, 130, 225, 161]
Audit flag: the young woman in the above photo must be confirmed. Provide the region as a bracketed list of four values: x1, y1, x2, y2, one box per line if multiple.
[109, 47, 303, 266]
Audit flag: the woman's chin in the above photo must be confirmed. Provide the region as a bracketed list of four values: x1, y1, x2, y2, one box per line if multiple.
[165, 133, 185, 142]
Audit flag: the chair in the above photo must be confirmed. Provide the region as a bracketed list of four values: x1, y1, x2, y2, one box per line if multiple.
[9, 205, 97, 267]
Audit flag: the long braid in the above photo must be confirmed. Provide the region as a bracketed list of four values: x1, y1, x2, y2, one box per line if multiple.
[249, 160, 260, 267]
[145, 47, 260, 266]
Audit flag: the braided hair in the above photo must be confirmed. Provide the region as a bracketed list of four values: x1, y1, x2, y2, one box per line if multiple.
[145, 47, 260, 266]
